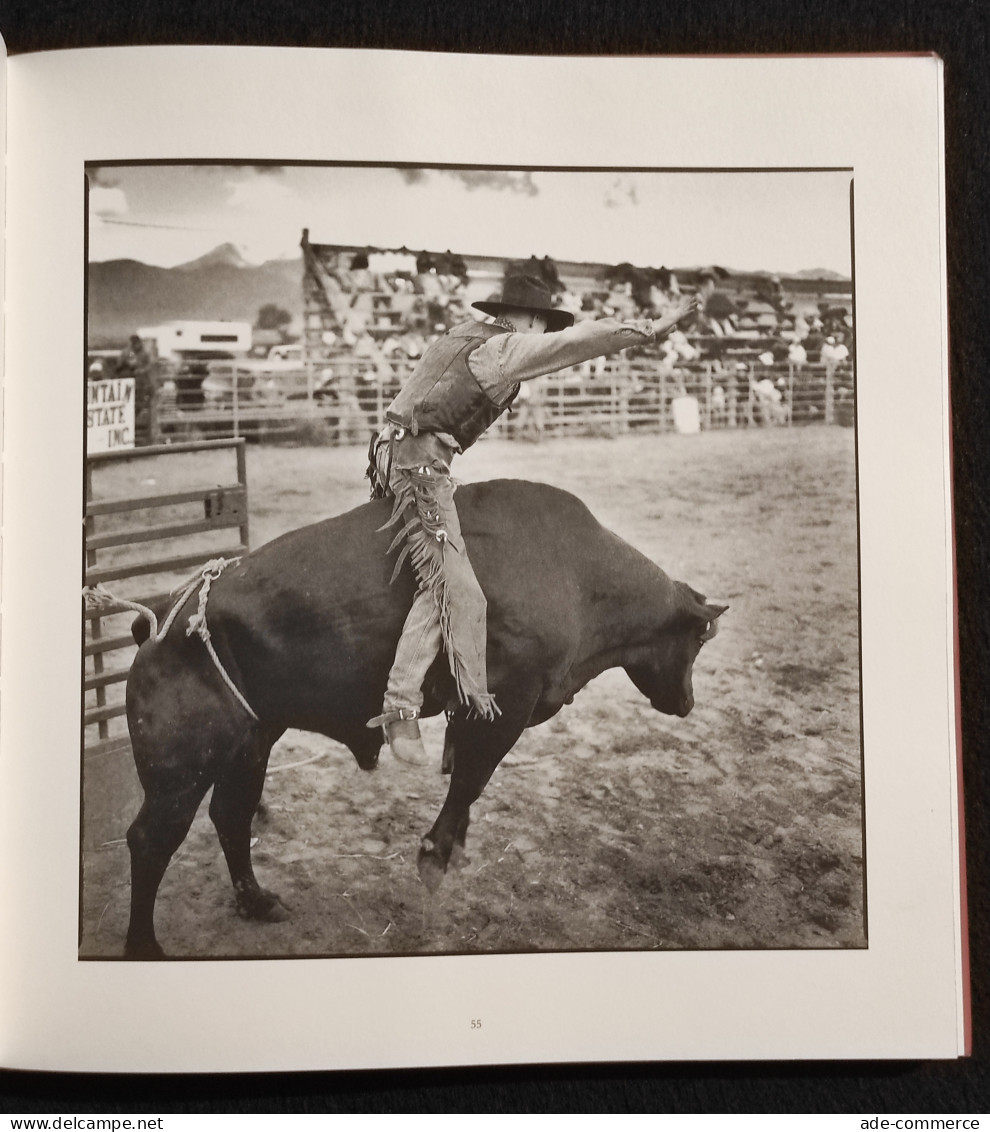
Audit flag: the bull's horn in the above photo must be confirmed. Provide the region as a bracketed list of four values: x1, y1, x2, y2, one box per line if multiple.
[700, 602, 728, 641]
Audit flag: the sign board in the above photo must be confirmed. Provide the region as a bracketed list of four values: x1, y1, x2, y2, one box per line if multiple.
[87, 377, 135, 453]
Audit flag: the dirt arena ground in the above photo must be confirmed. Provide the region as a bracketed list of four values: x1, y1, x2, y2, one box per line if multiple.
[80, 425, 864, 957]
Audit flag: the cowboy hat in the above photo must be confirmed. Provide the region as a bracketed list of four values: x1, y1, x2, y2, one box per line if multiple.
[472, 274, 574, 331]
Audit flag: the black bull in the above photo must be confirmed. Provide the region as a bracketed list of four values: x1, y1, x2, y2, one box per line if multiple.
[123, 479, 726, 958]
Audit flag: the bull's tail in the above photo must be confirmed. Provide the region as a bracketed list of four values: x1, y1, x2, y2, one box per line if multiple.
[132, 612, 153, 646]
[83, 584, 161, 643]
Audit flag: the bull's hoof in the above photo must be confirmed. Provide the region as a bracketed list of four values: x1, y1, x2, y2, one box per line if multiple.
[449, 843, 471, 871]
[236, 886, 290, 922]
[124, 936, 166, 961]
[354, 747, 380, 772]
[417, 839, 447, 894]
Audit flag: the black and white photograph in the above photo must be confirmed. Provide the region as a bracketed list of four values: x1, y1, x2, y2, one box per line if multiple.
[80, 162, 864, 960]
[0, 49, 962, 1072]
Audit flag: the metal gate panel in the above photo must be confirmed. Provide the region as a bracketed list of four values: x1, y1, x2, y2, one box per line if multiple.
[83, 438, 249, 850]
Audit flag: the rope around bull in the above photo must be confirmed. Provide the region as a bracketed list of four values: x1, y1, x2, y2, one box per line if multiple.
[83, 557, 259, 722]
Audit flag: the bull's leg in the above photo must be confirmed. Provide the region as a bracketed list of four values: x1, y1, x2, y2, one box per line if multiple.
[125, 778, 211, 960]
[448, 810, 472, 871]
[209, 727, 289, 923]
[124, 650, 261, 958]
[417, 694, 536, 893]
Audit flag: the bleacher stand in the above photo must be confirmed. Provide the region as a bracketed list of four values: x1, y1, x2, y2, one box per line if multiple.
[224, 230, 857, 444]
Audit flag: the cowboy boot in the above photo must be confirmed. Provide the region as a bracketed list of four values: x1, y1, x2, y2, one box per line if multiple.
[367, 708, 431, 766]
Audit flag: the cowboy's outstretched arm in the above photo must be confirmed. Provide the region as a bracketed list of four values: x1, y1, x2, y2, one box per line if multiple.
[471, 316, 660, 394]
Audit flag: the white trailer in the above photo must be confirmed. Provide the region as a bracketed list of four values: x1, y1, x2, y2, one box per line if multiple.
[137, 320, 253, 361]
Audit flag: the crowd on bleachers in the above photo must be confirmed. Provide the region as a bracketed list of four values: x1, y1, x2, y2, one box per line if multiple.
[308, 248, 471, 379]
[86, 247, 853, 447]
[309, 249, 854, 401]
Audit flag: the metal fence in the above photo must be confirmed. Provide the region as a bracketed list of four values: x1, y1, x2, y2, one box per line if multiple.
[83, 439, 250, 849]
[145, 355, 855, 444]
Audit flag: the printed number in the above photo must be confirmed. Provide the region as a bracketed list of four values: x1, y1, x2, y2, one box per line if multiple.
[471, 1019, 482, 1030]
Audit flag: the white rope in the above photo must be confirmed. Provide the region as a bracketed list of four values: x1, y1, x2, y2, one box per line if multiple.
[266, 750, 330, 775]
[154, 567, 215, 642]
[181, 559, 259, 721]
[83, 557, 258, 722]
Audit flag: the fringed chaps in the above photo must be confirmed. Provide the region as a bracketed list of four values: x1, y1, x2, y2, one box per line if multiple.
[380, 460, 498, 720]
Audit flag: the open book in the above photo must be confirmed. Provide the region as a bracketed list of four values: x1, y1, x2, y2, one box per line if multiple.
[0, 45, 967, 1072]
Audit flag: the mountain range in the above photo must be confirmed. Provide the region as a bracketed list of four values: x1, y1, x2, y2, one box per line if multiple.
[87, 245, 303, 348]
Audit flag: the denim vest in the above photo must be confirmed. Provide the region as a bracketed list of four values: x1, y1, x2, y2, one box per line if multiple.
[385, 321, 517, 451]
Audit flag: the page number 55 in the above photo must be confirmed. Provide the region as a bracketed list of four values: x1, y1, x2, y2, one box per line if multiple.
[470, 1019, 482, 1030]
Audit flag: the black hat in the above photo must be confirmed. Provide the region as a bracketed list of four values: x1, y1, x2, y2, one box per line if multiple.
[472, 274, 574, 331]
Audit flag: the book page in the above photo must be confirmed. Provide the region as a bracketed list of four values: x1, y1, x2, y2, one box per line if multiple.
[0, 48, 963, 1071]
[0, 33, 6, 656]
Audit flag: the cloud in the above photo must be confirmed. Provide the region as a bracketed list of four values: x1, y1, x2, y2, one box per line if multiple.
[88, 167, 120, 189]
[89, 185, 128, 218]
[397, 168, 538, 195]
[448, 170, 538, 195]
[397, 169, 430, 186]
[604, 177, 639, 209]
[220, 172, 308, 263]
[225, 174, 296, 212]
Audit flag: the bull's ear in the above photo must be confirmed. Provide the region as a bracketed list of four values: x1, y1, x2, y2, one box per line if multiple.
[704, 602, 729, 620]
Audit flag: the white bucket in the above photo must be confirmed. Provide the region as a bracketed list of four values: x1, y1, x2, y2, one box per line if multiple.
[671, 395, 700, 434]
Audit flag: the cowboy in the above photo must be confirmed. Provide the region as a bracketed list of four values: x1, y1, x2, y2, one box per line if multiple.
[367, 274, 699, 766]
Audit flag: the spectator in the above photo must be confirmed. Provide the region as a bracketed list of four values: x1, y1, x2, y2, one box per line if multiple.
[511, 377, 546, 442]
[703, 292, 739, 337]
[415, 267, 444, 300]
[448, 250, 469, 284]
[710, 382, 727, 429]
[820, 333, 850, 425]
[753, 376, 787, 426]
[820, 333, 850, 378]
[556, 288, 584, 319]
[351, 331, 394, 383]
[348, 252, 374, 290]
[541, 255, 564, 294]
[605, 281, 637, 321]
[328, 365, 370, 444]
[788, 339, 808, 368]
[649, 267, 677, 315]
[668, 327, 699, 363]
[117, 334, 151, 380]
[117, 334, 153, 440]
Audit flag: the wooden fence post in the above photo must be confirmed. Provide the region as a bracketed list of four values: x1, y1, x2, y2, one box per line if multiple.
[824, 364, 835, 426]
[148, 365, 160, 446]
[84, 461, 109, 741]
[658, 367, 667, 433]
[232, 364, 241, 440]
[617, 362, 630, 436]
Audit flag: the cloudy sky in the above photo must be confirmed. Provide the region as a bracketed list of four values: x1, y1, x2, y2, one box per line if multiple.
[88, 164, 853, 276]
